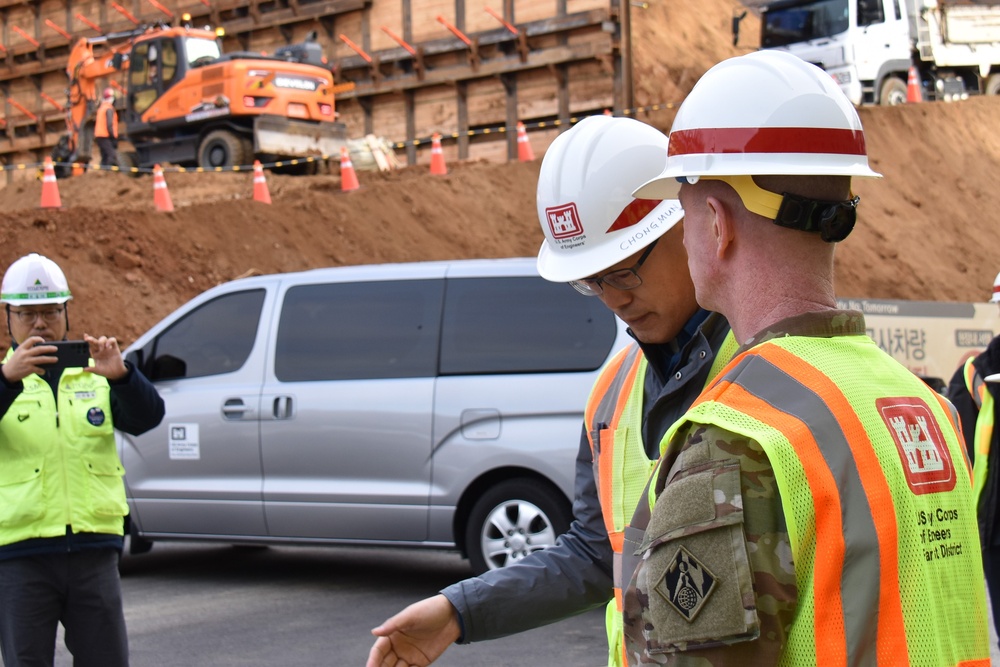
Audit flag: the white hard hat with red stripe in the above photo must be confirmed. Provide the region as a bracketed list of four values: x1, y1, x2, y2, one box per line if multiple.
[0, 253, 72, 306]
[633, 50, 881, 201]
[536, 115, 684, 283]
[991, 270, 1000, 303]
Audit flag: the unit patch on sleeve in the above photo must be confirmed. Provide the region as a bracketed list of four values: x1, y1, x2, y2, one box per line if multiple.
[656, 545, 718, 622]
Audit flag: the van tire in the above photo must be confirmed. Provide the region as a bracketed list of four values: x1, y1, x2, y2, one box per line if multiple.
[465, 479, 572, 575]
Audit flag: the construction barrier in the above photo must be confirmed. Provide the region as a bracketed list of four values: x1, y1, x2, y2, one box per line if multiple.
[252, 160, 272, 204]
[151, 163, 174, 212]
[39, 156, 61, 209]
[339, 146, 360, 192]
[429, 132, 447, 176]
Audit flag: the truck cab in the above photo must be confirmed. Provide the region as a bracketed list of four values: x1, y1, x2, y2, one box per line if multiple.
[759, 0, 1000, 105]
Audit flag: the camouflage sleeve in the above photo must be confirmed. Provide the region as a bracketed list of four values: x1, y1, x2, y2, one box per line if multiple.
[621, 423, 797, 666]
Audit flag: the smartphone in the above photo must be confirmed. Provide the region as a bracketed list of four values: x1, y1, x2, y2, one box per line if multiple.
[44, 340, 91, 374]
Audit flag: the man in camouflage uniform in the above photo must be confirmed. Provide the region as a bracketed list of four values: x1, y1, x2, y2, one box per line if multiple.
[622, 51, 989, 664]
[367, 118, 733, 667]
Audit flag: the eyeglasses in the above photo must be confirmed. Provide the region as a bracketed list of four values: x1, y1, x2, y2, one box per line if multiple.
[9, 307, 65, 324]
[569, 239, 659, 297]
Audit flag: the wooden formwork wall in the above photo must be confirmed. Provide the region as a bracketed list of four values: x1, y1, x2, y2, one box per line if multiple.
[0, 0, 627, 178]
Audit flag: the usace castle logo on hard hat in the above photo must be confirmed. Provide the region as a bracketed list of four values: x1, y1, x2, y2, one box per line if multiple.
[546, 203, 584, 240]
[877, 397, 956, 495]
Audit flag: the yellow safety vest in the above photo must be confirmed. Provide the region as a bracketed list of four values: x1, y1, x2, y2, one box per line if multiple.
[0, 348, 127, 546]
[585, 331, 737, 667]
[650, 335, 989, 666]
[962, 357, 995, 505]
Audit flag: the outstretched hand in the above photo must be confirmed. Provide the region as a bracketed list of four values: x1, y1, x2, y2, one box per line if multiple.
[366, 595, 461, 667]
[83, 333, 128, 381]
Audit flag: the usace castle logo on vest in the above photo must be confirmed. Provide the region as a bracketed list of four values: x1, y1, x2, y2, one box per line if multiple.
[877, 397, 956, 495]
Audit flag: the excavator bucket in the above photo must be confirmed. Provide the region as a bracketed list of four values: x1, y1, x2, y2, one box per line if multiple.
[254, 116, 347, 159]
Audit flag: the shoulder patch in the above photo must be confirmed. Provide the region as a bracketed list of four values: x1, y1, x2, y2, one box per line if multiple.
[657, 545, 718, 622]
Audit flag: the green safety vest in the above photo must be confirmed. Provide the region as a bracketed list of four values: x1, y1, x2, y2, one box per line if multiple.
[585, 331, 738, 667]
[648, 335, 989, 666]
[962, 357, 995, 506]
[0, 348, 127, 546]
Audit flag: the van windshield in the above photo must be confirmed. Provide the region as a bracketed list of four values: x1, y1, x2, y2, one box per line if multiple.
[762, 0, 849, 47]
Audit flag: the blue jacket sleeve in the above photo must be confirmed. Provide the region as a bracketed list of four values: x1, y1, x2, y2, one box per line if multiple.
[109, 362, 165, 436]
[441, 424, 614, 643]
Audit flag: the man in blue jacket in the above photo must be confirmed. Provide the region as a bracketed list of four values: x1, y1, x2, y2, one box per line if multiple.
[0, 252, 164, 667]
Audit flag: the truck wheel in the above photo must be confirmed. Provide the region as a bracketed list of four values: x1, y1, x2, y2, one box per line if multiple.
[986, 74, 1000, 96]
[879, 76, 908, 106]
[198, 130, 251, 170]
[464, 479, 571, 575]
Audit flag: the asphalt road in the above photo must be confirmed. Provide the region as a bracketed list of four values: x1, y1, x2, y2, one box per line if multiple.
[53, 542, 608, 666]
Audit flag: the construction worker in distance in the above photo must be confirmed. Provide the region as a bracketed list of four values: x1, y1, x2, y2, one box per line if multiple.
[94, 87, 120, 170]
[367, 116, 736, 667]
[0, 253, 164, 666]
[625, 49, 989, 664]
[947, 268, 1000, 648]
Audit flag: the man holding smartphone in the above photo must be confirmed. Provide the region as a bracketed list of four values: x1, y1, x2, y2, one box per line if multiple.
[0, 252, 164, 667]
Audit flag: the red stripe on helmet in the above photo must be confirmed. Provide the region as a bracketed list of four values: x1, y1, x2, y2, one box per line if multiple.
[606, 198, 661, 233]
[668, 127, 867, 157]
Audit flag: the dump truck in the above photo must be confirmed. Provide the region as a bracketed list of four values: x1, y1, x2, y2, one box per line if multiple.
[53, 18, 347, 175]
[753, 0, 1000, 105]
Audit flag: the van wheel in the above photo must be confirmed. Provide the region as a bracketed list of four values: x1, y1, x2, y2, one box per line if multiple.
[879, 76, 908, 106]
[465, 479, 571, 575]
[198, 129, 251, 170]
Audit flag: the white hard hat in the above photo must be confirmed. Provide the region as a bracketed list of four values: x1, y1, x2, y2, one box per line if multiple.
[992, 270, 1000, 303]
[0, 253, 72, 306]
[536, 115, 684, 283]
[634, 50, 882, 201]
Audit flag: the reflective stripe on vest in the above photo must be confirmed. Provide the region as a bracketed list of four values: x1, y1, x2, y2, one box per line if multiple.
[585, 331, 738, 667]
[657, 336, 989, 666]
[963, 357, 995, 504]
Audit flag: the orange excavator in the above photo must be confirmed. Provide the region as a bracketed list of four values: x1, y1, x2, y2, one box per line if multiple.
[53, 18, 347, 176]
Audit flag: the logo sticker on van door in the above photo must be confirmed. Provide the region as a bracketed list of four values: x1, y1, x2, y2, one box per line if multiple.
[169, 423, 200, 460]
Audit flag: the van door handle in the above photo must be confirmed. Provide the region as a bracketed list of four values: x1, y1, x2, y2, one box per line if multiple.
[222, 398, 253, 419]
[273, 396, 294, 420]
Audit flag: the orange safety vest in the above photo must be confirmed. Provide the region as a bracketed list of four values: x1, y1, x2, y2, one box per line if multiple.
[651, 335, 989, 665]
[94, 100, 118, 139]
[584, 330, 737, 666]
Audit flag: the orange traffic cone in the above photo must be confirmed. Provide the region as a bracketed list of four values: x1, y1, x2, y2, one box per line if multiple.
[516, 122, 535, 162]
[429, 133, 447, 176]
[40, 156, 62, 209]
[603, 108, 613, 116]
[339, 147, 360, 192]
[152, 164, 174, 212]
[906, 66, 922, 103]
[252, 160, 271, 204]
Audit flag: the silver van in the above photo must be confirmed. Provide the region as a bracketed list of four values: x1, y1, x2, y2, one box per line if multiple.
[119, 258, 629, 572]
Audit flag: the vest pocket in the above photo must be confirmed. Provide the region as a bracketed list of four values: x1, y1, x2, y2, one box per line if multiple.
[624, 460, 759, 655]
[0, 460, 45, 528]
[83, 457, 128, 517]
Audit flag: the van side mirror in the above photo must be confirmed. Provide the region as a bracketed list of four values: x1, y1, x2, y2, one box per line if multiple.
[151, 354, 187, 381]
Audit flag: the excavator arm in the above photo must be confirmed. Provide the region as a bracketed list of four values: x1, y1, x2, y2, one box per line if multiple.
[56, 28, 147, 168]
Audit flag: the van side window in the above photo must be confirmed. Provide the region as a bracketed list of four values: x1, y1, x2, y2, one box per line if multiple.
[150, 289, 265, 380]
[274, 280, 443, 381]
[439, 277, 617, 375]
